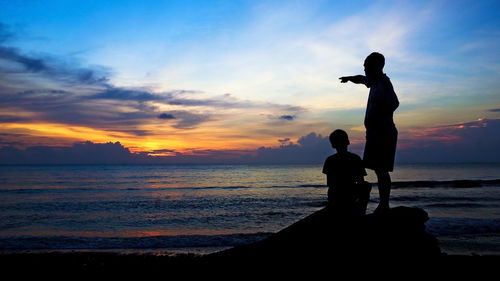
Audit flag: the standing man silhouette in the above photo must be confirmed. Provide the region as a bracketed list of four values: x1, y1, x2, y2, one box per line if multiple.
[339, 52, 399, 213]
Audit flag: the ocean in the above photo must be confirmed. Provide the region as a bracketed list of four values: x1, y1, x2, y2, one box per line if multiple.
[1, 163, 499, 255]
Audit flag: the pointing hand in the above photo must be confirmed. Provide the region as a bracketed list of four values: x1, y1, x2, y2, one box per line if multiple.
[339, 77, 349, 83]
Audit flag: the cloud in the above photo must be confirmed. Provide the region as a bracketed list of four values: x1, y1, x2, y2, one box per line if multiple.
[0, 27, 303, 134]
[0, 141, 255, 164]
[156, 110, 211, 129]
[87, 88, 303, 113]
[158, 113, 176, 119]
[0, 133, 333, 164]
[489, 108, 500, 113]
[0, 56, 301, 135]
[163, 92, 304, 115]
[0, 130, 341, 164]
[0, 141, 146, 164]
[397, 118, 500, 162]
[0, 22, 309, 148]
[0, 22, 108, 87]
[2, 84, 303, 136]
[89, 87, 162, 102]
[168, 111, 211, 129]
[3, 117, 498, 165]
[278, 138, 291, 145]
[0, 46, 109, 86]
[279, 115, 295, 121]
[250, 132, 332, 164]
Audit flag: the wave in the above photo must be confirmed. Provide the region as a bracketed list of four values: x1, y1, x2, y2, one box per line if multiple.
[3, 217, 500, 250]
[1, 179, 499, 194]
[427, 217, 500, 236]
[421, 203, 489, 209]
[0, 232, 273, 251]
[391, 179, 500, 189]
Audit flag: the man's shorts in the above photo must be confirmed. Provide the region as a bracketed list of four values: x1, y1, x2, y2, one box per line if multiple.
[363, 126, 398, 172]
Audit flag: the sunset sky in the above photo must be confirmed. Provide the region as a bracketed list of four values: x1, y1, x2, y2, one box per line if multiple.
[1, 0, 499, 163]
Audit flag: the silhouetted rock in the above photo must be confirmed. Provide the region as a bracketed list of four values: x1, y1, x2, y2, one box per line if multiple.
[207, 206, 441, 266]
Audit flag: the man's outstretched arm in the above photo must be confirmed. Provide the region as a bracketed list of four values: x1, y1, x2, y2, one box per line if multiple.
[339, 75, 365, 84]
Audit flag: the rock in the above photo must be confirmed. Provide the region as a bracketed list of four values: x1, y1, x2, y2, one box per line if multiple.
[207, 206, 441, 265]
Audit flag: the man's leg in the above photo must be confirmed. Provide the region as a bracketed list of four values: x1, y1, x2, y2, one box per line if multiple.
[356, 181, 372, 215]
[375, 169, 391, 212]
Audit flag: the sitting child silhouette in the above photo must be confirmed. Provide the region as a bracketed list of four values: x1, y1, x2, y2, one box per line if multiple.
[323, 129, 372, 215]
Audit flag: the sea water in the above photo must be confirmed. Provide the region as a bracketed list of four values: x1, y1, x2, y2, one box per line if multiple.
[0, 163, 499, 255]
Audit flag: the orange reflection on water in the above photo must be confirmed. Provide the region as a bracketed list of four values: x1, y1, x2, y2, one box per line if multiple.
[0, 228, 252, 238]
[116, 228, 249, 237]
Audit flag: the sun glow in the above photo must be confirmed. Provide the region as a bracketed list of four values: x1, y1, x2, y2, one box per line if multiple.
[0, 121, 281, 155]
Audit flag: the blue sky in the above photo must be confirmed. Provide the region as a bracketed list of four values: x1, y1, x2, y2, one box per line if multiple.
[0, 0, 499, 163]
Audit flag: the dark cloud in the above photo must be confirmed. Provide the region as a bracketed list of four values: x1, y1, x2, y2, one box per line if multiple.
[278, 138, 291, 145]
[156, 110, 210, 129]
[397, 118, 500, 163]
[0, 115, 29, 123]
[0, 141, 252, 164]
[0, 46, 45, 72]
[158, 113, 176, 119]
[112, 129, 152, 137]
[250, 133, 332, 164]
[168, 111, 211, 129]
[89, 87, 162, 102]
[279, 115, 295, 121]
[297, 132, 327, 147]
[165, 93, 246, 108]
[0, 45, 109, 85]
[0, 22, 107, 86]
[0, 133, 332, 164]
[0, 141, 147, 164]
[87, 88, 304, 114]
[3, 89, 137, 125]
[18, 89, 71, 96]
[489, 108, 500, 112]
[0, 133, 26, 147]
[2, 85, 214, 131]
[149, 148, 176, 154]
[163, 92, 304, 113]
[247, 119, 500, 164]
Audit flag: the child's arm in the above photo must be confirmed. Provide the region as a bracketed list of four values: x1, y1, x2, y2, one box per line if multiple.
[339, 75, 365, 84]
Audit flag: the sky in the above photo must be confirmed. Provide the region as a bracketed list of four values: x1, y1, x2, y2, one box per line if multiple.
[0, 0, 499, 164]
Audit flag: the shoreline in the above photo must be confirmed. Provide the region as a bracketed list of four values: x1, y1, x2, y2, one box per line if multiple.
[2, 231, 499, 256]
[1, 250, 499, 276]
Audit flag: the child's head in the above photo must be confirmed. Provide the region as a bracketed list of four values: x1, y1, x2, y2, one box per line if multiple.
[329, 129, 350, 150]
[364, 52, 385, 77]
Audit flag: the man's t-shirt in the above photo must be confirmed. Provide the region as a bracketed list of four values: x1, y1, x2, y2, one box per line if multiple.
[361, 74, 399, 130]
[322, 151, 367, 188]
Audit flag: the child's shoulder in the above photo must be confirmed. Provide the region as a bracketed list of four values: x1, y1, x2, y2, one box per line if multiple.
[346, 151, 362, 160]
[325, 152, 361, 163]
[324, 153, 336, 162]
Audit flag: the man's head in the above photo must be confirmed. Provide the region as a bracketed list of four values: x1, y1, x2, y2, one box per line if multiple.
[329, 129, 350, 150]
[364, 52, 385, 77]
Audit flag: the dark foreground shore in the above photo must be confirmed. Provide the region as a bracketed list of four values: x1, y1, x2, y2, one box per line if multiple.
[1, 251, 499, 275]
[3, 251, 500, 280]
[2, 207, 499, 276]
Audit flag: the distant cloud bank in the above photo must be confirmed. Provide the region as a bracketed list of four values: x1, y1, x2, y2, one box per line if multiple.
[0, 133, 332, 165]
[2, 118, 499, 164]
